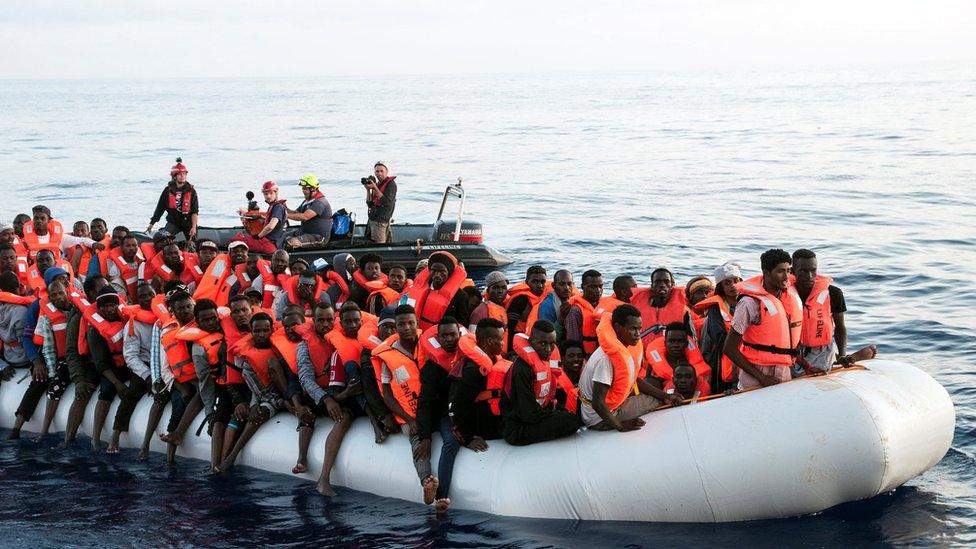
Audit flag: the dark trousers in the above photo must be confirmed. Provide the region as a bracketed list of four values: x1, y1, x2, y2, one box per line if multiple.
[167, 389, 187, 433]
[15, 378, 49, 421]
[436, 416, 461, 499]
[503, 410, 580, 446]
[98, 368, 148, 432]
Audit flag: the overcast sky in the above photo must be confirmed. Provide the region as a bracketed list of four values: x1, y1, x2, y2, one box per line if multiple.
[2, 1, 973, 78]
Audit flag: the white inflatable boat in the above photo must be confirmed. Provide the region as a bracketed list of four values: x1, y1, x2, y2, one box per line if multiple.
[0, 359, 954, 522]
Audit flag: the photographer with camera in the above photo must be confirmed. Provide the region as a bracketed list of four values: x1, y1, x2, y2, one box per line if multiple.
[363, 161, 397, 244]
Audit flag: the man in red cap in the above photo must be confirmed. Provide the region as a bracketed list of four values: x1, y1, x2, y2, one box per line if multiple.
[230, 180, 288, 254]
[147, 157, 199, 240]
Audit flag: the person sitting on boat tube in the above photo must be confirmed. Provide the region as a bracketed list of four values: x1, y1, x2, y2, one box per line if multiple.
[696, 262, 743, 394]
[666, 363, 700, 400]
[722, 249, 801, 390]
[790, 249, 877, 376]
[285, 173, 333, 248]
[577, 305, 683, 432]
[645, 322, 711, 397]
[231, 181, 288, 254]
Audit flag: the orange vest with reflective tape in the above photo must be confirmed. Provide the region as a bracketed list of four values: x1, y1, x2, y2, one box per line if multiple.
[372, 333, 422, 423]
[193, 254, 233, 306]
[233, 334, 278, 388]
[798, 275, 835, 348]
[80, 301, 129, 367]
[475, 358, 513, 416]
[567, 294, 605, 355]
[294, 323, 335, 389]
[22, 220, 64, 260]
[283, 274, 326, 316]
[271, 328, 301, 375]
[506, 333, 560, 409]
[34, 296, 69, 357]
[644, 335, 712, 397]
[256, 259, 283, 308]
[161, 321, 196, 383]
[630, 287, 688, 344]
[735, 275, 803, 367]
[403, 253, 467, 329]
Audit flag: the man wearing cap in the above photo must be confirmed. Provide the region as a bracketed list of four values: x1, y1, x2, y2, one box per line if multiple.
[231, 181, 288, 254]
[195, 239, 219, 273]
[276, 270, 329, 319]
[468, 271, 509, 337]
[364, 162, 397, 244]
[697, 262, 742, 393]
[286, 173, 333, 247]
[147, 157, 199, 240]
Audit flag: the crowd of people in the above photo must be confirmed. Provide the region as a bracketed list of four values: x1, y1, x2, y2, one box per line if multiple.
[0, 160, 877, 514]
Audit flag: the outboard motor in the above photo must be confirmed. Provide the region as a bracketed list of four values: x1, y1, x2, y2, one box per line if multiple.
[434, 219, 484, 244]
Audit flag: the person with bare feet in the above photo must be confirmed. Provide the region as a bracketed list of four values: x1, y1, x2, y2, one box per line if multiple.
[153, 286, 202, 463]
[216, 312, 288, 472]
[3, 270, 46, 440]
[180, 299, 252, 469]
[359, 309, 399, 443]
[268, 309, 318, 474]
[791, 249, 877, 375]
[85, 287, 144, 452]
[374, 305, 440, 505]
[296, 302, 339, 474]
[315, 303, 374, 496]
[58, 275, 107, 449]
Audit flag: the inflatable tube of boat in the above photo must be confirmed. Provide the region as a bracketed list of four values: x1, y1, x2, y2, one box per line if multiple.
[0, 359, 954, 522]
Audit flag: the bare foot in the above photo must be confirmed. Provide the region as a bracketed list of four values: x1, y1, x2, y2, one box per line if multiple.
[106, 445, 120, 454]
[137, 448, 149, 460]
[434, 498, 451, 514]
[56, 440, 72, 451]
[292, 461, 308, 474]
[422, 475, 439, 505]
[91, 439, 103, 453]
[848, 345, 878, 364]
[374, 430, 387, 444]
[33, 434, 46, 443]
[158, 433, 174, 443]
[166, 444, 177, 466]
[217, 458, 234, 473]
[5, 429, 20, 441]
[316, 479, 336, 497]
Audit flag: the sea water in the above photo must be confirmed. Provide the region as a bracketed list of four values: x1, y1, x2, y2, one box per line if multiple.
[1, 65, 974, 546]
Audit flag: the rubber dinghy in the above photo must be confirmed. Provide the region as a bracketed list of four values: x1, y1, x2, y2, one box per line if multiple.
[0, 359, 953, 522]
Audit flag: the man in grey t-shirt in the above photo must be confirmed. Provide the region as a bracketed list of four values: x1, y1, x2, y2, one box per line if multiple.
[287, 174, 333, 247]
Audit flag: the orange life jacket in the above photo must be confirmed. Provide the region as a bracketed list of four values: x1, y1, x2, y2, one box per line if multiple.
[10, 235, 30, 286]
[219, 313, 248, 385]
[295, 323, 336, 390]
[735, 275, 803, 367]
[122, 305, 159, 332]
[270, 328, 301, 375]
[178, 328, 236, 386]
[504, 282, 551, 334]
[325, 328, 365, 368]
[797, 275, 835, 348]
[0, 291, 33, 307]
[22, 220, 64, 260]
[34, 296, 69, 357]
[475, 299, 509, 354]
[153, 252, 200, 286]
[474, 358, 513, 416]
[26, 260, 73, 294]
[355, 270, 401, 313]
[160, 321, 197, 383]
[594, 312, 644, 412]
[74, 235, 111, 279]
[692, 294, 738, 383]
[232, 263, 257, 293]
[323, 270, 350, 305]
[598, 295, 628, 313]
[256, 259, 283, 308]
[372, 333, 423, 423]
[193, 254, 233, 306]
[505, 332, 561, 409]
[630, 287, 689, 344]
[138, 243, 159, 279]
[283, 274, 326, 316]
[402, 253, 467, 329]
[234, 335, 279, 388]
[567, 294, 608, 355]
[107, 248, 143, 301]
[79, 301, 130, 367]
[418, 324, 491, 376]
[644, 335, 712, 397]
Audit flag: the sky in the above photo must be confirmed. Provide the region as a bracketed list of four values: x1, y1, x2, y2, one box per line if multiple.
[1, 0, 973, 78]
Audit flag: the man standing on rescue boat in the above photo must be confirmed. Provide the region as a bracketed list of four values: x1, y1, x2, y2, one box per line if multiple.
[147, 158, 199, 240]
[364, 161, 397, 244]
[723, 249, 802, 389]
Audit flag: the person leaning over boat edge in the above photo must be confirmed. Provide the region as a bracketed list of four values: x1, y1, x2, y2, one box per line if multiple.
[364, 161, 397, 244]
[286, 174, 333, 248]
[147, 158, 199, 240]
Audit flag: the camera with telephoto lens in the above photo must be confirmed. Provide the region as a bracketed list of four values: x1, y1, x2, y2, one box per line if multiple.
[361, 175, 377, 186]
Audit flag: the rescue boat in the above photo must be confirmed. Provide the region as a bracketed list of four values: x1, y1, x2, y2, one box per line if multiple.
[133, 181, 513, 272]
[0, 359, 953, 522]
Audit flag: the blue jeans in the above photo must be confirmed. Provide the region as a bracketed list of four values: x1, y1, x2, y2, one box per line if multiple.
[436, 416, 461, 499]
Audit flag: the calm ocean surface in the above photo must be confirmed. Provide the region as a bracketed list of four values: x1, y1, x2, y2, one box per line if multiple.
[1, 66, 975, 547]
